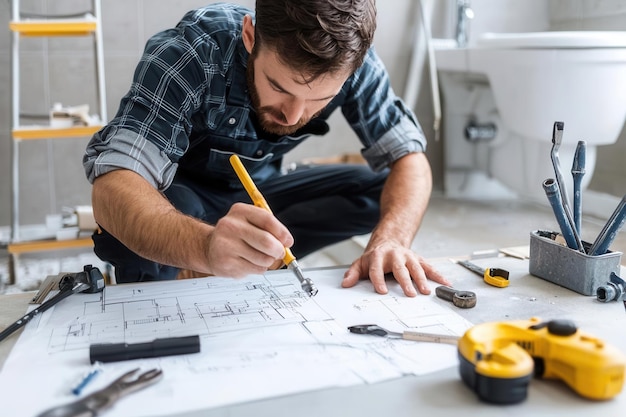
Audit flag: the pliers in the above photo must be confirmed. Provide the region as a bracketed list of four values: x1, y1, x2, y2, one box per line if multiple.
[37, 368, 163, 417]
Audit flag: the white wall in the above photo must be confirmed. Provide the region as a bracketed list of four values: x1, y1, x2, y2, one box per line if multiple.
[548, 0, 626, 197]
[1, 0, 624, 231]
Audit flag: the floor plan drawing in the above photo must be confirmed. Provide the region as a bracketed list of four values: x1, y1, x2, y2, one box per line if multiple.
[46, 272, 331, 353]
[1, 267, 474, 417]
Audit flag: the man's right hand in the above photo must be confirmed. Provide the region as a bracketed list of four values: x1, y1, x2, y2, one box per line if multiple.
[92, 170, 293, 279]
[204, 202, 294, 277]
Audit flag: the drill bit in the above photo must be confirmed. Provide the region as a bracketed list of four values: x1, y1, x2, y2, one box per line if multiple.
[283, 255, 318, 296]
[229, 154, 318, 296]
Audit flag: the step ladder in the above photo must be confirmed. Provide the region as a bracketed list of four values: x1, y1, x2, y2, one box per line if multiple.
[7, 0, 107, 284]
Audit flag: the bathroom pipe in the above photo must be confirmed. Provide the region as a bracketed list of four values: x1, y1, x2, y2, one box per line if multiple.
[543, 178, 580, 251]
[571, 140, 586, 235]
[589, 195, 626, 256]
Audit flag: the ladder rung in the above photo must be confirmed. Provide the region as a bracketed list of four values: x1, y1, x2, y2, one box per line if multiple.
[8, 237, 94, 255]
[12, 125, 103, 140]
[9, 20, 97, 36]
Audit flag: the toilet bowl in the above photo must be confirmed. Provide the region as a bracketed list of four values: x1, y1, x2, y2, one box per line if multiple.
[435, 31, 626, 201]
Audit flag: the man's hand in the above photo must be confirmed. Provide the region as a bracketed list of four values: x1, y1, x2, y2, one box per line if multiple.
[341, 240, 451, 297]
[340, 152, 446, 297]
[93, 171, 292, 278]
[204, 203, 293, 277]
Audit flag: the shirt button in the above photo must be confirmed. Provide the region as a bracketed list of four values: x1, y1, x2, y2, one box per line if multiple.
[228, 117, 236, 125]
[256, 150, 263, 156]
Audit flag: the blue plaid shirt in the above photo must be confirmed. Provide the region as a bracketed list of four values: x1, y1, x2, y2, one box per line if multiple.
[84, 3, 427, 191]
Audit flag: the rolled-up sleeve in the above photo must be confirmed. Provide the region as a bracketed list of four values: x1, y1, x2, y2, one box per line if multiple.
[361, 115, 426, 172]
[83, 6, 242, 190]
[83, 27, 206, 187]
[340, 48, 427, 172]
[84, 127, 177, 191]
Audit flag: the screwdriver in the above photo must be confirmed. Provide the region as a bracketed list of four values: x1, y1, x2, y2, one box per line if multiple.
[457, 260, 510, 288]
[229, 154, 318, 297]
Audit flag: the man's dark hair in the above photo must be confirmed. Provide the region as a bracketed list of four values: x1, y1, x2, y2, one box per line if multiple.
[254, 0, 377, 81]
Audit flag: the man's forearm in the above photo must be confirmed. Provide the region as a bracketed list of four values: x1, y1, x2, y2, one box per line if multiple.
[367, 152, 432, 249]
[92, 170, 214, 273]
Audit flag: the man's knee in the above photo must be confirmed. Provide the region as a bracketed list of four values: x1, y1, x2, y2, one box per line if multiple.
[278, 194, 380, 257]
[164, 183, 207, 218]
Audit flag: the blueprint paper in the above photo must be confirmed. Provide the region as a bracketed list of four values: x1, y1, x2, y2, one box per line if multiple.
[0, 267, 473, 417]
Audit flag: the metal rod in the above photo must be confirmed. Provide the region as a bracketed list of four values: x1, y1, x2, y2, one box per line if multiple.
[543, 178, 580, 251]
[571, 140, 586, 235]
[93, 0, 107, 122]
[589, 195, 626, 256]
[11, 0, 20, 242]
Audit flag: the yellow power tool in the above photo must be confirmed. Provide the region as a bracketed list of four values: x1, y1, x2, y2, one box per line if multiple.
[458, 317, 626, 404]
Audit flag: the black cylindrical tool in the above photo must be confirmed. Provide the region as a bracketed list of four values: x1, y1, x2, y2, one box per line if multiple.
[90, 335, 201, 363]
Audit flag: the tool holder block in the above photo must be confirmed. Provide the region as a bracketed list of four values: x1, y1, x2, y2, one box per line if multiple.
[529, 230, 622, 296]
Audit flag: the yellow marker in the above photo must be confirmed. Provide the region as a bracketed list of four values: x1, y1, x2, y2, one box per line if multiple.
[229, 154, 318, 296]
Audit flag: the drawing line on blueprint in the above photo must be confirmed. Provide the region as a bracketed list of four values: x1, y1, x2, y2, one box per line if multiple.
[45, 272, 331, 353]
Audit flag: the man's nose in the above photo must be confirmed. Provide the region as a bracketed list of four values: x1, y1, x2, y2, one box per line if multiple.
[280, 99, 305, 126]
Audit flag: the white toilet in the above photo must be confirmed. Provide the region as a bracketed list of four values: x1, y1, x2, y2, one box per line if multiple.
[435, 31, 626, 201]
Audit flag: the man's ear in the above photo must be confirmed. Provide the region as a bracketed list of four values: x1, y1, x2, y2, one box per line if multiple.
[242, 15, 255, 54]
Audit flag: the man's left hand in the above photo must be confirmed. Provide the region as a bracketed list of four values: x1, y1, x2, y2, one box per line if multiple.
[341, 241, 451, 297]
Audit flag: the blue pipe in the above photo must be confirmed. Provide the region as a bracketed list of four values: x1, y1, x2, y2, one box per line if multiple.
[589, 195, 626, 256]
[543, 178, 580, 251]
[571, 140, 586, 235]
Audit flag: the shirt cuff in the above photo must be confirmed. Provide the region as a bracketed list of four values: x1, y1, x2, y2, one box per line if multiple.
[361, 115, 427, 172]
[84, 127, 177, 191]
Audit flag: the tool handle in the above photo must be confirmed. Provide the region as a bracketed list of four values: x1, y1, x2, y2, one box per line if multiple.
[543, 178, 584, 252]
[589, 195, 626, 256]
[283, 248, 296, 265]
[229, 154, 295, 266]
[229, 155, 273, 212]
[571, 140, 586, 235]
[402, 331, 459, 345]
[572, 176, 583, 235]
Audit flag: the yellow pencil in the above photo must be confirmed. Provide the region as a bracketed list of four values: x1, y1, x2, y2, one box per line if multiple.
[229, 154, 318, 296]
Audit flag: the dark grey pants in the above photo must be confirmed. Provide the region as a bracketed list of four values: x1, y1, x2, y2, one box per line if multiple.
[93, 164, 388, 283]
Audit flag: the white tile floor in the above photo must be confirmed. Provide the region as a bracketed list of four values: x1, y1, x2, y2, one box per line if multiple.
[2, 192, 624, 294]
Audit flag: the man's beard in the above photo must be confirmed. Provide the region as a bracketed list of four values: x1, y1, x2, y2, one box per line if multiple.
[246, 56, 314, 136]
